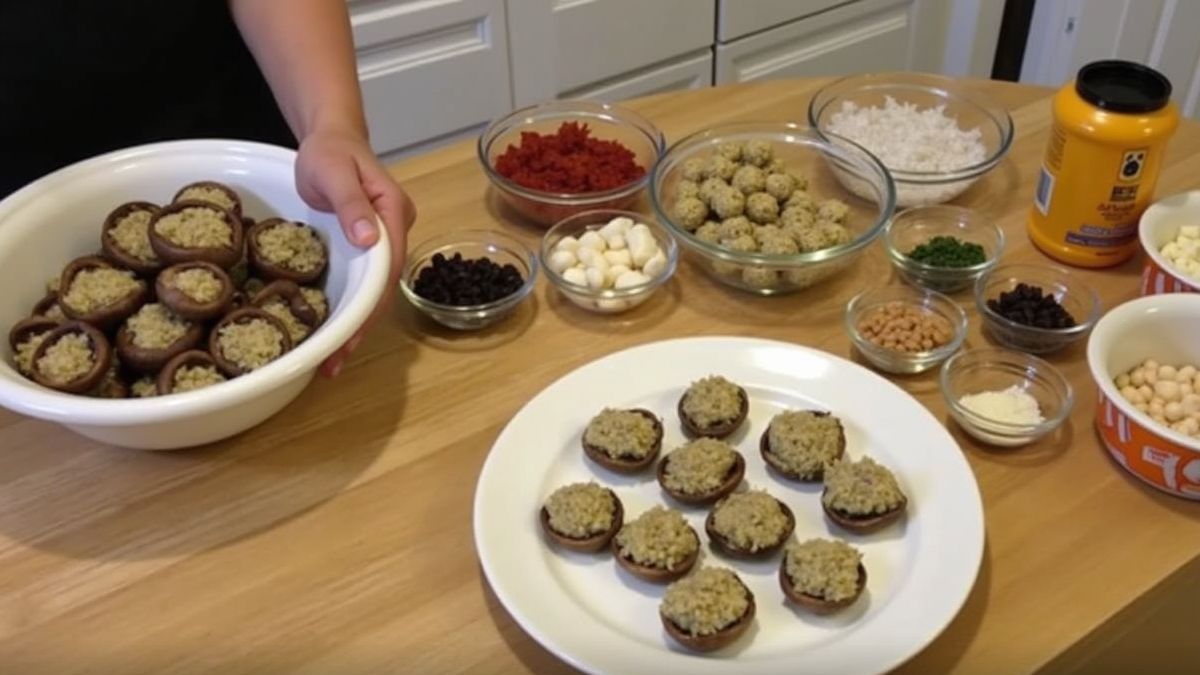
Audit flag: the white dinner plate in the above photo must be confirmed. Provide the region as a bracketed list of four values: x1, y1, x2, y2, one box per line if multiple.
[474, 337, 984, 674]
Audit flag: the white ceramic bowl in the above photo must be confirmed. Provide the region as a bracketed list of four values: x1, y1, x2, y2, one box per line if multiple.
[1138, 190, 1200, 295]
[1087, 294, 1200, 499]
[0, 140, 390, 450]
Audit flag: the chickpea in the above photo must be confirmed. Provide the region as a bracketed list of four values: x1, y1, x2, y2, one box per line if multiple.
[1182, 384, 1194, 398]
[1135, 402, 1150, 413]
[1149, 400, 1165, 417]
[1119, 385, 1141, 403]
[1182, 418, 1200, 436]
[1145, 368, 1159, 385]
[1116, 373, 1131, 388]
[1160, 365, 1178, 380]
[1155, 380, 1182, 402]
[1166, 401, 1185, 422]
[1137, 384, 1154, 401]
[1131, 369, 1146, 386]
[1180, 365, 1197, 381]
[1145, 359, 1160, 371]
[1183, 394, 1200, 416]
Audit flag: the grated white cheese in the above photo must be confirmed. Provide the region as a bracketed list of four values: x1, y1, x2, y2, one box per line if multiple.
[958, 385, 1044, 425]
[827, 96, 986, 173]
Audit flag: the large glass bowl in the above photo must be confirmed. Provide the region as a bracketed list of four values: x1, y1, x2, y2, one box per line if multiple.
[808, 72, 1014, 207]
[649, 122, 895, 295]
[478, 100, 665, 227]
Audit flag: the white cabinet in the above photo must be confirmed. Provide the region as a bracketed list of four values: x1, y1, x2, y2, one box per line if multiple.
[564, 50, 714, 102]
[349, 0, 513, 156]
[714, 0, 942, 84]
[717, 0, 844, 42]
[506, 0, 716, 106]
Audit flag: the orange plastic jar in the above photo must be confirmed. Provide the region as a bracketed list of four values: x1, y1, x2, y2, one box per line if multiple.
[1028, 61, 1179, 267]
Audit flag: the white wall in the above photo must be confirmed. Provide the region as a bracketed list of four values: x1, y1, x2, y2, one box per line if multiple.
[1021, 0, 1200, 118]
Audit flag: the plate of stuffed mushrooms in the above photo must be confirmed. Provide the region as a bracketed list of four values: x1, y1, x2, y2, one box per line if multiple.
[475, 336, 983, 675]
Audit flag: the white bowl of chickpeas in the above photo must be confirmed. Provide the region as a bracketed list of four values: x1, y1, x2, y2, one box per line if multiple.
[0, 140, 389, 450]
[650, 123, 895, 295]
[1088, 293, 1200, 499]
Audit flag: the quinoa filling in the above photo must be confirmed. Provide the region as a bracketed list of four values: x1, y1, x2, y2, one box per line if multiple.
[300, 287, 329, 321]
[785, 538, 863, 602]
[767, 411, 844, 477]
[126, 303, 190, 350]
[216, 319, 285, 371]
[172, 268, 224, 303]
[583, 409, 658, 459]
[35, 333, 94, 385]
[544, 483, 615, 538]
[710, 491, 789, 551]
[660, 567, 749, 637]
[173, 364, 227, 393]
[681, 376, 742, 428]
[614, 506, 697, 570]
[256, 222, 325, 272]
[130, 377, 158, 398]
[155, 207, 233, 248]
[177, 185, 236, 212]
[662, 438, 737, 495]
[822, 456, 905, 515]
[261, 299, 310, 343]
[61, 268, 140, 314]
[14, 330, 53, 375]
[107, 210, 157, 262]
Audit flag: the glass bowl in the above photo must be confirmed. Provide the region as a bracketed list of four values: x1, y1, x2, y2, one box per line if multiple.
[400, 229, 538, 330]
[808, 72, 1014, 207]
[941, 348, 1074, 447]
[885, 205, 1005, 293]
[650, 122, 895, 295]
[541, 209, 678, 314]
[477, 100, 666, 227]
[845, 285, 968, 374]
[975, 263, 1101, 354]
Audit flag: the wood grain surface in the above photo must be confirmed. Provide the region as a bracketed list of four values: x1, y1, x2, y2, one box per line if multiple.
[1, 79, 1198, 674]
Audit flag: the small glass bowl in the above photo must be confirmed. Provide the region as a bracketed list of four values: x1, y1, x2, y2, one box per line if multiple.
[541, 209, 678, 314]
[975, 263, 1101, 354]
[885, 205, 1004, 293]
[808, 72, 1014, 207]
[477, 100, 666, 227]
[941, 348, 1074, 447]
[845, 285, 968, 374]
[400, 229, 538, 330]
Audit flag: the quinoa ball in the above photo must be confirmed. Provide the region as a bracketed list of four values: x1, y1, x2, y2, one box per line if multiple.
[765, 158, 786, 173]
[742, 266, 778, 287]
[744, 139, 773, 167]
[754, 225, 785, 244]
[723, 234, 758, 253]
[703, 155, 738, 181]
[681, 158, 706, 182]
[731, 165, 766, 195]
[760, 233, 799, 256]
[677, 180, 701, 201]
[699, 177, 730, 205]
[745, 192, 780, 224]
[718, 216, 754, 242]
[717, 142, 744, 162]
[674, 196, 709, 230]
[789, 171, 809, 191]
[765, 173, 795, 201]
[710, 188, 746, 220]
[695, 221, 721, 245]
[796, 221, 852, 252]
[818, 198, 851, 224]
[780, 206, 817, 230]
[786, 190, 817, 212]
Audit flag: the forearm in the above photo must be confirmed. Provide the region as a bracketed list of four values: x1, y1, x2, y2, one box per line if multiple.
[229, 0, 367, 139]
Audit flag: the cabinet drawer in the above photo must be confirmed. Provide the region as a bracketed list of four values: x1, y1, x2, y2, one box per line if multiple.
[508, 0, 716, 106]
[717, 0, 844, 42]
[350, 0, 512, 156]
[715, 0, 914, 83]
[563, 50, 713, 102]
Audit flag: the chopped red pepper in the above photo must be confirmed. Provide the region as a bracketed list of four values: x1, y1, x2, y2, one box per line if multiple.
[494, 121, 646, 194]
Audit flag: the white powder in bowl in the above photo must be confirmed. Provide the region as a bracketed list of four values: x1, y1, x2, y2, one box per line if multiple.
[959, 385, 1044, 425]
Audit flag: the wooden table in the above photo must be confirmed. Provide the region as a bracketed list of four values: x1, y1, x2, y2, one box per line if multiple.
[2, 79, 1198, 674]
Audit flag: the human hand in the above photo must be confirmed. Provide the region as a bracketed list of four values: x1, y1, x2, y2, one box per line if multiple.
[294, 127, 415, 377]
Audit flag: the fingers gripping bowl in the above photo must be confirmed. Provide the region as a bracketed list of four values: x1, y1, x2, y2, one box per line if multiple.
[0, 140, 390, 450]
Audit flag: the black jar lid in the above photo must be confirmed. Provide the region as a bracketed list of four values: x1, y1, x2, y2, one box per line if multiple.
[1076, 60, 1172, 113]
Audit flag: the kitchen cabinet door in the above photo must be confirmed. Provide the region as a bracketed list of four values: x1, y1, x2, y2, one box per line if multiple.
[562, 51, 713, 103]
[350, 0, 513, 156]
[507, 0, 716, 106]
[714, 0, 943, 84]
[716, 0, 844, 42]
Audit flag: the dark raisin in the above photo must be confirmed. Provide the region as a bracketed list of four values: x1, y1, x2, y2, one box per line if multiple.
[411, 253, 525, 307]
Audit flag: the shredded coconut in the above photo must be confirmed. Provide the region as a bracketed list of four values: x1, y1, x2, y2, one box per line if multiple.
[544, 482, 615, 538]
[827, 96, 986, 173]
[785, 538, 862, 601]
[958, 385, 1044, 425]
[660, 567, 750, 637]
